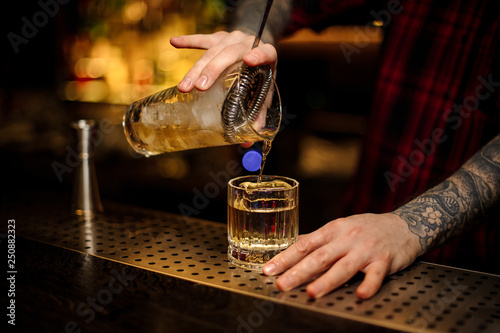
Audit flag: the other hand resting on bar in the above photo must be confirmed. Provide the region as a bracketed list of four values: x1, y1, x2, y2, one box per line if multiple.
[261, 134, 500, 299]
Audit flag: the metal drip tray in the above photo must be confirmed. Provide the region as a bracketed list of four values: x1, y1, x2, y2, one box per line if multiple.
[4, 198, 500, 333]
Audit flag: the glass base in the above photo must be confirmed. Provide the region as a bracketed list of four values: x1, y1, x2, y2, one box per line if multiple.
[228, 254, 265, 271]
[227, 244, 285, 271]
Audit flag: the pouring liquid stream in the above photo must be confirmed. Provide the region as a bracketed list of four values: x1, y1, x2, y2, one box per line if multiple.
[257, 139, 273, 183]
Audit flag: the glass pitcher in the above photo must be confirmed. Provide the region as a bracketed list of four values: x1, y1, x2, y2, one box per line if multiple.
[123, 63, 281, 156]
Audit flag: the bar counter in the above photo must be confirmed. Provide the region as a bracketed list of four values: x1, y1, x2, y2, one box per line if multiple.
[2, 190, 500, 332]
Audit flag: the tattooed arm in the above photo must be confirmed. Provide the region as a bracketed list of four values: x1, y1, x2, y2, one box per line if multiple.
[262, 134, 500, 299]
[394, 133, 500, 254]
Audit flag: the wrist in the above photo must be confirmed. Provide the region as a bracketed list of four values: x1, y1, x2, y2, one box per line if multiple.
[389, 211, 426, 259]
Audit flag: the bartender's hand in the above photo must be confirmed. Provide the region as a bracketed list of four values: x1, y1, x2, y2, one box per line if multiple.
[170, 31, 278, 92]
[263, 213, 422, 299]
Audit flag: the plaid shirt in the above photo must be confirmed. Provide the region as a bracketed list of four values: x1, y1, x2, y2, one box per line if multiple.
[287, 0, 500, 272]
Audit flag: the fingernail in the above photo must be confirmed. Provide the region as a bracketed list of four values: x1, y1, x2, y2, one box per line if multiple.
[307, 286, 323, 299]
[197, 76, 208, 88]
[262, 263, 276, 275]
[277, 275, 295, 291]
[356, 285, 370, 299]
[178, 78, 192, 91]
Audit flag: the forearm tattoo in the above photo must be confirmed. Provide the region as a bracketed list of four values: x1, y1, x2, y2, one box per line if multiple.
[393, 134, 500, 253]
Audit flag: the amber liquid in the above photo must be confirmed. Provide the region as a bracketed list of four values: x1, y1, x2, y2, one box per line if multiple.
[130, 122, 236, 155]
[123, 64, 280, 156]
[227, 198, 298, 270]
[125, 101, 273, 155]
[258, 139, 272, 183]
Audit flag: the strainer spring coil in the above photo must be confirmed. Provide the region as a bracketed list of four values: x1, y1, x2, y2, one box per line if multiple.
[222, 64, 273, 143]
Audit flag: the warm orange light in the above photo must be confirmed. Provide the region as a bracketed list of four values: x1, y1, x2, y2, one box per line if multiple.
[157, 156, 189, 179]
[157, 51, 180, 72]
[87, 58, 107, 79]
[123, 1, 148, 23]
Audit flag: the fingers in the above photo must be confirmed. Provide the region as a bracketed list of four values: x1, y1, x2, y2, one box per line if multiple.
[176, 46, 230, 92]
[171, 31, 278, 92]
[173, 31, 254, 92]
[264, 225, 350, 295]
[356, 261, 389, 299]
[305, 258, 389, 299]
[275, 244, 345, 293]
[262, 226, 332, 276]
[192, 43, 250, 90]
[275, 251, 389, 299]
[305, 255, 364, 298]
[171, 32, 228, 92]
[261, 215, 398, 299]
[243, 43, 278, 69]
[170, 32, 225, 50]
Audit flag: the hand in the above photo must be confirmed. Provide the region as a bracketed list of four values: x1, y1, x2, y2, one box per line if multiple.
[262, 213, 422, 299]
[170, 30, 278, 92]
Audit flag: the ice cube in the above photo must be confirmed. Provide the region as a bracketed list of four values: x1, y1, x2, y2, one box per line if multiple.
[141, 104, 162, 128]
[141, 102, 190, 129]
[169, 102, 190, 129]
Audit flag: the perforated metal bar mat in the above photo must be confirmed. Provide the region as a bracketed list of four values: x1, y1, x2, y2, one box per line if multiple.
[4, 198, 500, 333]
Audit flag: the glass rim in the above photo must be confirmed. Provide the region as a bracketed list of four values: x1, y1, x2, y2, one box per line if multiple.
[228, 175, 299, 191]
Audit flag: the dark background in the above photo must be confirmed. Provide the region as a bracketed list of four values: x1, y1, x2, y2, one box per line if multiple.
[1, 1, 379, 234]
